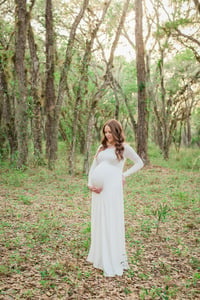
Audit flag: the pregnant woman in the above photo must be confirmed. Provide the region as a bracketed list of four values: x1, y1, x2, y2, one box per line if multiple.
[87, 119, 144, 277]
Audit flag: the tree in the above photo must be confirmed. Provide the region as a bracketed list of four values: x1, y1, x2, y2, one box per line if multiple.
[135, 0, 148, 163]
[0, 57, 17, 161]
[1, 0, 199, 170]
[14, 0, 28, 168]
[28, 18, 43, 159]
[45, 0, 89, 170]
[146, 0, 200, 159]
[44, 0, 56, 169]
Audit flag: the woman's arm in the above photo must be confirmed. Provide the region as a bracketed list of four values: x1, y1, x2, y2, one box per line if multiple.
[88, 157, 97, 187]
[88, 146, 103, 194]
[123, 144, 144, 177]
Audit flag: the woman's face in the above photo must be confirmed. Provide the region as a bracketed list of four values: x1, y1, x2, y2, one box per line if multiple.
[104, 125, 114, 145]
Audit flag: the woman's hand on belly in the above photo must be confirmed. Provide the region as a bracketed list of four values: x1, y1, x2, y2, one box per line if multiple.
[88, 185, 103, 194]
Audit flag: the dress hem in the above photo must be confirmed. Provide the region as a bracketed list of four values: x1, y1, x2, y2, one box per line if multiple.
[87, 258, 129, 277]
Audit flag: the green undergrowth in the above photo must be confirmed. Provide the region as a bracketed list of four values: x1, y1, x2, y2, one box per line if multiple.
[148, 143, 200, 171]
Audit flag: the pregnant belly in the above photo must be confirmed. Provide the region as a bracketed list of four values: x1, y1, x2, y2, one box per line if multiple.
[91, 164, 105, 188]
[91, 163, 120, 188]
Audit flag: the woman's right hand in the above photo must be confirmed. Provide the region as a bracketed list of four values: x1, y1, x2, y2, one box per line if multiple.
[88, 185, 103, 194]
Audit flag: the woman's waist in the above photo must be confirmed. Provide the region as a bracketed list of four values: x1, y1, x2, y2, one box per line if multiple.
[97, 161, 121, 169]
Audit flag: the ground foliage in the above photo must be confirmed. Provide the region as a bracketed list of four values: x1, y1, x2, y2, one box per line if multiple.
[0, 151, 200, 299]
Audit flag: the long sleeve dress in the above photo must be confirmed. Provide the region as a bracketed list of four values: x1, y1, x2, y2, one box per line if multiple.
[87, 143, 144, 277]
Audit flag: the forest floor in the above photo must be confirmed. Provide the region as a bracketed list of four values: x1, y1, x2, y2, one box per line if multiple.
[0, 152, 200, 299]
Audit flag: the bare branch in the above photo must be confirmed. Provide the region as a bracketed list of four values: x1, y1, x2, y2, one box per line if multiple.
[122, 25, 135, 49]
[108, 0, 130, 66]
[174, 28, 200, 47]
[56, 0, 89, 115]
[0, 0, 7, 6]
[193, 0, 200, 14]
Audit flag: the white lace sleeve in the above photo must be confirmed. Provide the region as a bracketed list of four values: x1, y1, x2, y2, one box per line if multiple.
[123, 144, 144, 177]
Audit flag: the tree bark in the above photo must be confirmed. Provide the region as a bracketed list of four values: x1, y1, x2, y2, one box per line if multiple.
[135, 0, 148, 163]
[28, 23, 42, 159]
[0, 58, 18, 161]
[45, 0, 57, 169]
[14, 0, 28, 168]
[0, 61, 6, 157]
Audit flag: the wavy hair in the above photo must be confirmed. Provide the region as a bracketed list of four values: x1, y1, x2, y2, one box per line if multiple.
[98, 119, 125, 160]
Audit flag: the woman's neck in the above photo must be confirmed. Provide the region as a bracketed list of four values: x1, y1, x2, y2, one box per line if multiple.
[107, 142, 115, 148]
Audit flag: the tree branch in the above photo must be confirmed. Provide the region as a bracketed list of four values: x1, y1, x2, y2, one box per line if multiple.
[174, 28, 200, 47]
[193, 0, 200, 14]
[0, 0, 7, 6]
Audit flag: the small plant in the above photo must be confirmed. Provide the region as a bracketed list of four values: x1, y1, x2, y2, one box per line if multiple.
[139, 288, 148, 299]
[0, 264, 10, 275]
[84, 270, 92, 277]
[154, 203, 170, 234]
[124, 287, 132, 295]
[17, 194, 32, 205]
[190, 256, 200, 271]
[138, 272, 149, 280]
[133, 246, 144, 263]
[22, 290, 34, 298]
[140, 218, 153, 237]
[143, 285, 178, 300]
[33, 213, 62, 243]
[192, 272, 200, 286]
[127, 268, 135, 278]
[49, 261, 66, 277]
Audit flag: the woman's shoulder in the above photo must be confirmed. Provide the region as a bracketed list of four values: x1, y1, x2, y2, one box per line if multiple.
[97, 144, 103, 150]
[123, 143, 136, 152]
[123, 142, 131, 148]
[95, 144, 103, 157]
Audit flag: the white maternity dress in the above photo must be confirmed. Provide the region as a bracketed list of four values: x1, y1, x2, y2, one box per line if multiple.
[87, 143, 144, 277]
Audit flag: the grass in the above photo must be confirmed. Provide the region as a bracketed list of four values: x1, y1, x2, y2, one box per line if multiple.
[0, 144, 199, 299]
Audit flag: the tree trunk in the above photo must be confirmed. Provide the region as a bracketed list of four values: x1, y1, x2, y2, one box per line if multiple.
[83, 110, 95, 175]
[186, 119, 192, 145]
[45, 0, 57, 169]
[114, 90, 120, 120]
[158, 49, 170, 158]
[14, 0, 28, 168]
[135, 0, 148, 163]
[28, 23, 42, 159]
[0, 63, 6, 157]
[0, 58, 17, 161]
[44, 0, 89, 170]
[174, 121, 182, 152]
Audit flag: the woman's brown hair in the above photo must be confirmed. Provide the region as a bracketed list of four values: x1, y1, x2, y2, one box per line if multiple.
[98, 119, 125, 160]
